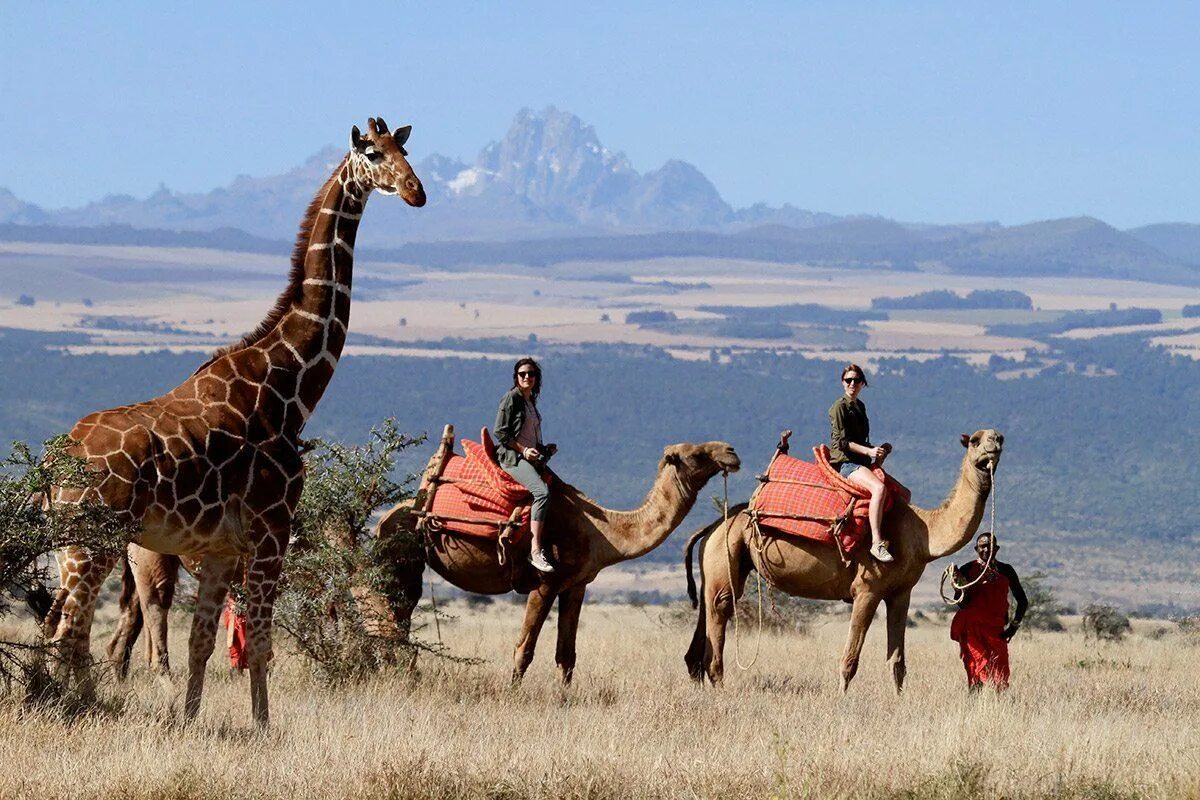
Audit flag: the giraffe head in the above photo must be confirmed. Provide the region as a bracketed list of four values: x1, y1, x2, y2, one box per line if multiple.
[348, 117, 426, 206]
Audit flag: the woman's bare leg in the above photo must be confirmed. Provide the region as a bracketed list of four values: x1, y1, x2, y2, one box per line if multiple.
[846, 467, 886, 545]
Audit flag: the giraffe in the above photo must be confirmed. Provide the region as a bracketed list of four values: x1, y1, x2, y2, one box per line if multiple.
[42, 117, 425, 726]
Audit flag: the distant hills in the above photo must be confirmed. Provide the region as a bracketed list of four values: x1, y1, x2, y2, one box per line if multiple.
[2, 107, 1199, 285]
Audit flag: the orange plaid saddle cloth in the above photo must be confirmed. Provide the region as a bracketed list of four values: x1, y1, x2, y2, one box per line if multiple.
[427, 429, 543, 541]
[749, 445, 909, 554]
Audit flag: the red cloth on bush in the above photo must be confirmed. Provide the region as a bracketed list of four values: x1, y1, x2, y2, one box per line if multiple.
[750, 445, 909, 553]
[428, 429, 536, 540]
[221, 596, 247, 671]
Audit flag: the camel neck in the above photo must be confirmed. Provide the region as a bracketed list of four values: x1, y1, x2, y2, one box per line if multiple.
[919, 457, 992, 560]
[596, 462, 704, 566]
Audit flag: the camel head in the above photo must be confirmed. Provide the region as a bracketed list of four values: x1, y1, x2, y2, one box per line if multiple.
[348, 117, 426, 207]
[960, 429, 1004, 477]
[661, 441, 741, 490]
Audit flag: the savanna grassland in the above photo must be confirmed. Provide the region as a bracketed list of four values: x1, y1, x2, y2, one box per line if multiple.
[2, 600, 1197, 800]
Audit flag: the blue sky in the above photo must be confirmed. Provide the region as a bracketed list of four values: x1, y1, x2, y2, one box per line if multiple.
[2, 2, 1197, 227]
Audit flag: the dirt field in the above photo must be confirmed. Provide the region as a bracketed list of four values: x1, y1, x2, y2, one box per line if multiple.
[5, 241, 1200, 360]
[2, 602, 1196, 799]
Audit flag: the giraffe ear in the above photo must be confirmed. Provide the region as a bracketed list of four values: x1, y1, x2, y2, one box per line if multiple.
[350, 125, 366, 152]
[961, 433, 971, 448]
[394, 125, 412, 147]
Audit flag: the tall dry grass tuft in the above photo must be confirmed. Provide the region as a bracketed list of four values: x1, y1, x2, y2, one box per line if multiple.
[1, 602, 1198, 799]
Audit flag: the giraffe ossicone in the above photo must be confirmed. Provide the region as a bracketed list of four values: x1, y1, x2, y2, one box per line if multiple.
[45, 116, 425, 726]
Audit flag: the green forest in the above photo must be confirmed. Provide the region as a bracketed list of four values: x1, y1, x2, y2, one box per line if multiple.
[2, 326, 1196, 565]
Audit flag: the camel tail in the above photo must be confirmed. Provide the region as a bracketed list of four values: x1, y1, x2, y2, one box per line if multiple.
[685, 503, 749, 608]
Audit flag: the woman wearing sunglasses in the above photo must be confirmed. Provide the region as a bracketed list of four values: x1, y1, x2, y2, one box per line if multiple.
[829, 363, 894, 562]
[494, 357, 558, 573]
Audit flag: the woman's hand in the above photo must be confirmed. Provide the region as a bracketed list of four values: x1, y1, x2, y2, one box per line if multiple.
[871, 445, 889, 462]
[523, 446, 541, 461]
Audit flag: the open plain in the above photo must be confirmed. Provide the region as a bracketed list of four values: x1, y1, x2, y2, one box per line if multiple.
[1, 600, 1197, 800]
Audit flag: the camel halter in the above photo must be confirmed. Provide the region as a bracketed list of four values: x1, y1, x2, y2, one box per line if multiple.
[722, 470, 765, 671]
[939, 460, 998, 604]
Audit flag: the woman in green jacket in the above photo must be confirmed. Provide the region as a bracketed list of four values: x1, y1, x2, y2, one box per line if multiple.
[828, 363, 893, 563]
[494, 357, 557, 573]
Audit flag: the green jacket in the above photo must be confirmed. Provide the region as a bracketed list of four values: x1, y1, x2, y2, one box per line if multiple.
[829, 395, 871, 468]
[493, 388, 545, 467]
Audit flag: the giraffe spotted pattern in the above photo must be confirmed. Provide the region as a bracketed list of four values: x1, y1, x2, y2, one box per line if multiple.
[44, 117, 425, 726]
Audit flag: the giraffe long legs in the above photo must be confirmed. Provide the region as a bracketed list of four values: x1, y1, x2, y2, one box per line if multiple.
[244, 525, 290, 727]
[47, 546, 120, 696]
[183, 554, 240, 721]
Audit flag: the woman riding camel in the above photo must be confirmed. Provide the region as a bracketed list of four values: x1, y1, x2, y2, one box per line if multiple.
[829, 363, 894, 563]
[494, 357, 557, 573]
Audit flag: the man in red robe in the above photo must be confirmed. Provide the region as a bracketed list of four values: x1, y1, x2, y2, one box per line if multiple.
[949, 532, 1027, 691]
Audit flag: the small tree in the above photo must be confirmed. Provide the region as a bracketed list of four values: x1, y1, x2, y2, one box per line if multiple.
[1021, 571, 1065, 631]
[1, 436, 133, 693]
[1082, 603, 1132, 642]
[274, 420, 452, 685]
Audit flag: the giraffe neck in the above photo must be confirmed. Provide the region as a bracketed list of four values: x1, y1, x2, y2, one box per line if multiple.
[289, 157, 366, 374]
[199, 155, 370, 443]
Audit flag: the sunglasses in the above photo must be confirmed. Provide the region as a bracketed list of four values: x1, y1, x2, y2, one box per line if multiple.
[843, 377, 863, 385]
[517, 371, 538, 378]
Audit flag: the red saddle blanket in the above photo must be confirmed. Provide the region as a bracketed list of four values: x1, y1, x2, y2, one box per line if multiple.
[428, 429, 537, 540]
[750, 445, 910, 554]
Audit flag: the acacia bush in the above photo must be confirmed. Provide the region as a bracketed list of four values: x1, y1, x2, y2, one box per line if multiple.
[0, 436, 133, 695]
[1022, 571, 1066, 631]
[1082, 603, 1132, 641]
[273, 420, 469, 685]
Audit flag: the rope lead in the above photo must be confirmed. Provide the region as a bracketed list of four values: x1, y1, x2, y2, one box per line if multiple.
[939, 461, 998, 604]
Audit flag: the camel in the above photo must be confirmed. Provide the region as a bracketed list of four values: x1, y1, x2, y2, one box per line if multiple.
[374, 425, 741, 683]
[684, 429, 1003, 693]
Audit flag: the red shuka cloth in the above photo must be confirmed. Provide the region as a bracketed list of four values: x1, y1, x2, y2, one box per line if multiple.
[750, 445, 909, 553]
[428, 430, 535, 540]
[950, 563, 1012, 689]
[221, 596, 248, 671]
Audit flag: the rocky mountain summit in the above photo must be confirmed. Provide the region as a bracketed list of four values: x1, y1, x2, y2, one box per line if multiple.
[1, 108, 817, 245]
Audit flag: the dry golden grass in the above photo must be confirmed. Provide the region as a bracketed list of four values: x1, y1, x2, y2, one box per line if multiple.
[2, 601, 1198, 800]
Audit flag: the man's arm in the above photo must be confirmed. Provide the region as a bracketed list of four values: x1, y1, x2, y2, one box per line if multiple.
[1000, 562, 1028, 639]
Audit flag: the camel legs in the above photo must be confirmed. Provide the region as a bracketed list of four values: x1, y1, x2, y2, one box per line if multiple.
[885, 590, 911, 695]
[692, 522, 750, 686]
[183, 553, 240, 721]
[511, 581, 557, 685]
[554, 585, 587, 685]
[840, 591, 883, 692]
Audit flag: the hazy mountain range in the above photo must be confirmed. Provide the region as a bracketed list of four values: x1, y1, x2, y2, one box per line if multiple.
[3, 106, 1200, 284]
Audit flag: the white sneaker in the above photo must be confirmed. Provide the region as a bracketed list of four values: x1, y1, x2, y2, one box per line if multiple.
[870, 541, 894, 563]
[528, 547, 555, 573]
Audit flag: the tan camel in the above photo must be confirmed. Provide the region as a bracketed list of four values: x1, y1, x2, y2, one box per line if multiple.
[374, 425, 741, 683]
[684, 429, 1003, 693]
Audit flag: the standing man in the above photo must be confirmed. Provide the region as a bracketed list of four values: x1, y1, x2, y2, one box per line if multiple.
[949, 532, 1028, 691]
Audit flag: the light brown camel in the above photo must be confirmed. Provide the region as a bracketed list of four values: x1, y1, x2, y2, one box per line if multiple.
[684, 429, 1003, 693]
[374, 425, 741, 683]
